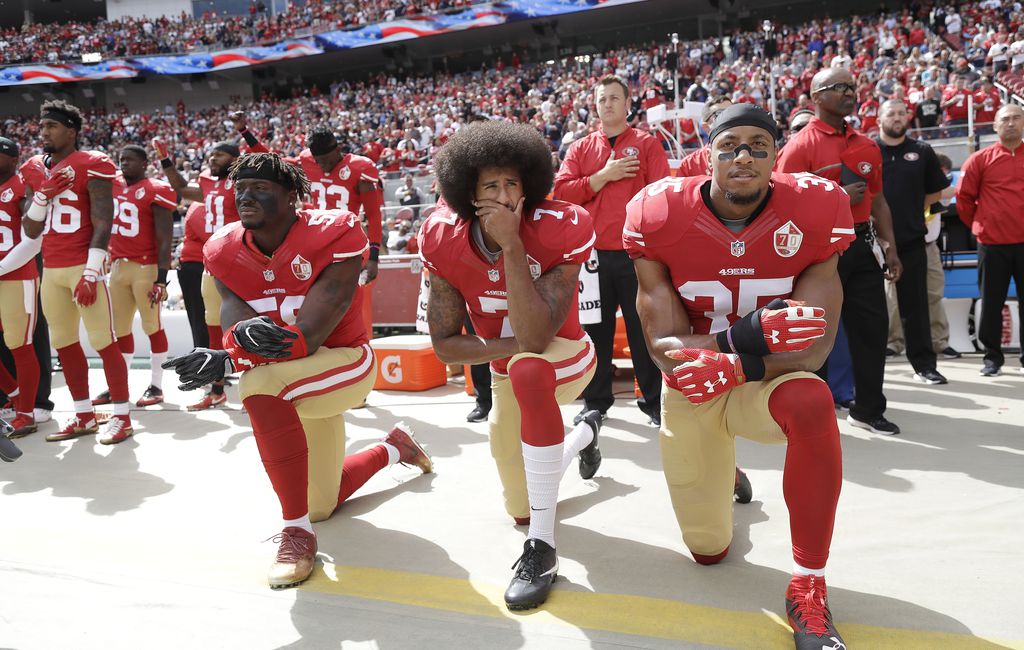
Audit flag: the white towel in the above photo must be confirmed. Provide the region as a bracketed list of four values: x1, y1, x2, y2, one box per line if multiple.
[578, 248, 602, 325]
[415, 270, 431, 334]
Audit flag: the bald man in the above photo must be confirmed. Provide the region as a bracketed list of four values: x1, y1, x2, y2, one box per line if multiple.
[777, 67, 904, 435]
[957, 105, 1024, 376]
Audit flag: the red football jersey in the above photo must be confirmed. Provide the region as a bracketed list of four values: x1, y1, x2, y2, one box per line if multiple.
[111, 177, 177, 264]
[179, 202, 206, 264]
[623, 173, 855, 390]
[203, 209, 369, 350]
[198, 172, 239, 235]
[298, 151, 380, 213]
[20, 150, 117, 268]
[0, 173, 38, 280]
[941, 87, 971, 122]
[419, 199, 596, 374]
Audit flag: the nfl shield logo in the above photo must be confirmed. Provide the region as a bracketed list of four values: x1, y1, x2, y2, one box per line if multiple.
[773, 221, 804, 258]
[291, 255, 312, 281]
[263, 269, 275, 282]
[730, 241, 745, 257]
[488, 268, 500, 282]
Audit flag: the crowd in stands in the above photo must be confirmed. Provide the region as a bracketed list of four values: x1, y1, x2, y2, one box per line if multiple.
[0, 0, 479, 65]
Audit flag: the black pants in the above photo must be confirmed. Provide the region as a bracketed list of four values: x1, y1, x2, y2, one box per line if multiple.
[977, 243, 1024, 367]
[838, 232, 888, 421]
[464, 317, 491, 408]
[895, 243, 937, 374]
[581, 249, 661, 417]
[0, 288, 54, 411]
[178, 261, 209, 349]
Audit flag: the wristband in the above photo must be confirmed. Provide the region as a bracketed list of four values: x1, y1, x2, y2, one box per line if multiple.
[26, 193, 49, 222]
[716, 328, 735, 354]
[156, 268, 169, 285]
[737, 353, 766, 382]
[161, 158, 173, 169]
[368, 248, 380, 261]
[85, 247, 107, 273]
[240, 130, 258, 147]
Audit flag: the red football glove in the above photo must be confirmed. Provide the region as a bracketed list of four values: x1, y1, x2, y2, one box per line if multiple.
[147, 282, 168, 307]
[759, 299, 827, 353]
[38, 169, 74, 200]
[73, 268, 99, 307]
[667, 348, 748, 405]
[151, 138, 169, 161]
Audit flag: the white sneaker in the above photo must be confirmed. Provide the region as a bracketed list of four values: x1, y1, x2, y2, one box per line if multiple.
[0, 404, 15, 420]
[33, 408, 53, 423]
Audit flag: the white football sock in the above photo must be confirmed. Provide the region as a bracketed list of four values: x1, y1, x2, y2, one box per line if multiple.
[560, 419, 596, 475]
[7, 388, 18, 399]
[150, 352, 167, 388]
[113, 402, 130, 416]
[376, 441, 400, 466]
[793, 562, 826, 577]
[122, 353, 133, 370]
[283, 513, 313, 534]
[73, 399, 93, 415]
[522, 441, 563, 547]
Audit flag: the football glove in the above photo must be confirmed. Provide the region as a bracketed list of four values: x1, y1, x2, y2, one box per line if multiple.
[161, 348, 233, 391]
[147, 283, 168, 307]
[38, 168, 75, 200]
[667, 348, 759, 405]
[224, 316, 308, 368]
[717, 298, 826, 356]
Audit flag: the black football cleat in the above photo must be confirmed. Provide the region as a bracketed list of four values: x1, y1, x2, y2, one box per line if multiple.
[734, 467, 752, 504]
[1, 418, 21, 462]
[577, 409, 603, 480]
[466, 404, 489, 423]
[572, 407, 606, 426]
[504, 539, 558, 611]
[786, 574, 846, 650]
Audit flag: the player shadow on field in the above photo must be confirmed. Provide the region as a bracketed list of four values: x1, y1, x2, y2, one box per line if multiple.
[386, 414, 490, 462]
[0, 435, 173, 516]
[276, 474, 527, 650]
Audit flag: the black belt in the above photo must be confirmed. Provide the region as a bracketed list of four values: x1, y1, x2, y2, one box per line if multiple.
[854, 222, 871, 235]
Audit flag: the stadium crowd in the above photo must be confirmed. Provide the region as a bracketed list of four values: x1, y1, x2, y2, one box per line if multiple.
[0, 0, 480, 64]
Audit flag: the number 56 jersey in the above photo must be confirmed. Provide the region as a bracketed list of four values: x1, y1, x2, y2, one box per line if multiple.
[203, 209, 370, 350]
[623, 172, 855, 341]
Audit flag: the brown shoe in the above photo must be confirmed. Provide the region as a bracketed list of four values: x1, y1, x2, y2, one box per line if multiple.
[384, 422, 433, 474]
[267, 527, 317, 589]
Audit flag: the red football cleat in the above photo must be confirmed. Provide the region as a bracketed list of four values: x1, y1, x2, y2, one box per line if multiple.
[267, 527, 317, 589]
[187, 392, 226, 411]
[91, 390, 112, 406]
[46, 414, 99, 442]
[383, 422, 433, 474]
[135, 385, 164, 407]
[98, 415, 134, 445]
[8, 414, 37, 439]
[785, 574, 846, 650]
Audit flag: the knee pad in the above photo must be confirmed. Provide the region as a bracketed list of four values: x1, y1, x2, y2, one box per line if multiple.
[508, 356, 556, 397]
[508, 357, 563, 447]
[769, 378, 839, 442]
[692, 546, 730, 566]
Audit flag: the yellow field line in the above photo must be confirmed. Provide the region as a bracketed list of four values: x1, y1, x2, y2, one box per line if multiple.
[301, 564, 1021, 649]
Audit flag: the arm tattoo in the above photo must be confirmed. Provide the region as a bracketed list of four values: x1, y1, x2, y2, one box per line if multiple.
[534, 264, 578, 332]
[87, 178, 114, 249]
[426, 273, 467, 339]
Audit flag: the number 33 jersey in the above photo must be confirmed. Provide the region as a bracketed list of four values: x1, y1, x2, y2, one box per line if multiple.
[203, 209, 370, 350]
[20, 150, 117, 268]
[419, 199, 596, 374]
[623, 172, 855, 373]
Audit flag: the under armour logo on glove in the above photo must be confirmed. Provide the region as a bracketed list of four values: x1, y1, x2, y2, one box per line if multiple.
[667, 348, 747, 404]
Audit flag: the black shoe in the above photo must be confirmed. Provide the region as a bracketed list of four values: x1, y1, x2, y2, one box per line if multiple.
[941, 347, 962, 359]
[646, 411, 661, 427]
[734, 467, 752, 504]
[572, 407, 606, 426]
[786, 574, 845, 650]
[834, 399, 855, 412]
[577, 409, 603, 480]
[913, 369, 948, 385]
[466, 404, 489, 423]
[846, 414, 900, 435]
[504, 539, 558, 611]
[0, 418, 21, 462]
[980, 361, 1002, 377]
[885, 347, 900, 358]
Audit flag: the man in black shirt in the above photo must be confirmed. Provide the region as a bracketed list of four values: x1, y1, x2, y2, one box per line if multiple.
[914, 86, 942, 131]
[876, 99, 951, 384]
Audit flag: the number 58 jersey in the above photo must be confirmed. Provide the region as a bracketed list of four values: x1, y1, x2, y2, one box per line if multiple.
[203, 209, 370, 350]
[623, 172, 855, 340]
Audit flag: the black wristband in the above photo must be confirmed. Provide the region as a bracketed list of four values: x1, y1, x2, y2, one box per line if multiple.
[368, 246, 380, 261]
[240, 129, 258, 147]
[716, 329, 734, 354]
[156, 268, 168, 285]
[160, 158, 173, 169]
[738, 353, 766, 382]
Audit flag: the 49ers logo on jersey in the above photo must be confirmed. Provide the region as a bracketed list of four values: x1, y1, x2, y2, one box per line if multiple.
[291, 254, 312, 280]
[773, 221, 803, 258]
[858, 162, 873, 175]
[135, 187, 146, 200]
[622, 147, 640, 157]
[338, 166, 351, 181]
[0, 188, 12, 203]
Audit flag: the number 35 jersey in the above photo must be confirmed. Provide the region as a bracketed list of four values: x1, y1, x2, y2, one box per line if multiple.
[110, 177, 177, 264]
[623, 172, 855, 384]
[204, 209, 370, 350]
[20, 150, 118, 268]
[419, 199, 596, 375]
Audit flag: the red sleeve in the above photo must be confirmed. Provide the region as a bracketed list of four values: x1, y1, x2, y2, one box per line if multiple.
[560, 205, 595, 265]
[956, 153, 980, 228]
[86, 153, 118, 179]
[821, 188, 856, 260]
[643, 137, 671, 184]
[623, 186, 651, 259]
[356, 160, 383, 248]
[151, 182, 178, 209]
[776, 139, 810, 173]
[553, 140, 597, 205]
[324, 215, 369, 263]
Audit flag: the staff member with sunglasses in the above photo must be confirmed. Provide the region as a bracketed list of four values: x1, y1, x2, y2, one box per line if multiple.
[777, 67, 904, 435]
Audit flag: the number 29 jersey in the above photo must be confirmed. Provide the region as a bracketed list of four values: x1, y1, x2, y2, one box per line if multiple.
[111, 177, 177, 264]
[419, 199, 596, 375]
[623, 173, 855, 387]
[203, 209, 370, 350]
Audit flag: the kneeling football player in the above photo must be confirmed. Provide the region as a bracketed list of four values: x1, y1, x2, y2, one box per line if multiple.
[625, 104, 854, 649]
[164, 153, 432, 589]
[421, 121, 603, 610]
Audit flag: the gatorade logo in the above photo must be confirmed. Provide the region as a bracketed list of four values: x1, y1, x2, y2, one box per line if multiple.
[381, 355, 403, 383]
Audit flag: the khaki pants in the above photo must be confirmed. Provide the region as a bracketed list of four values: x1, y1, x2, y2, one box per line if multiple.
[41, 265, 115, 350]
[109, 259, 162, 338]
[201, 271, 221, 327]
[887, 241, 949, 353]
[0, 278, 39, 349]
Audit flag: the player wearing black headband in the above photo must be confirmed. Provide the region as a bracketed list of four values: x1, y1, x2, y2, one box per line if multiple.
[19, 100, 135, 445]
[163, 152, 432, 589]
[624, 103, 855, 649]
[151, 135, 240, 411]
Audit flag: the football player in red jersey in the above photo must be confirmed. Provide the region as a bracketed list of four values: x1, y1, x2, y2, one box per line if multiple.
[90, 145, 176, 409]
[19, 100, 134, 445]
[624, 104, 854, 650]
[421, 121, 601, 611]
[152, 137, 239, 410]
[163, 153, 432, 589]
[177, 201, 211, 351]
[0, 137, 45, 439]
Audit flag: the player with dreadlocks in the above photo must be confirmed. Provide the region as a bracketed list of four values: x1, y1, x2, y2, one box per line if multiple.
[163, 152, 432, 589]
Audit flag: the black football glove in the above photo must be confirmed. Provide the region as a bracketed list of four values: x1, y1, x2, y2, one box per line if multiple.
[229, 316, 298, 359]
[161, 349, 234, 391]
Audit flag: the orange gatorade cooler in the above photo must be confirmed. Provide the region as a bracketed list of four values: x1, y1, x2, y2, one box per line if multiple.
[370, 335, 447, 391]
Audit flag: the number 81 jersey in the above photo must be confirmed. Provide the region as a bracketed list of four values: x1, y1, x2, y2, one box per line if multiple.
[623, 172, 855, 343]
[20, 150, 118, 268]
[203, 209, 370, 350]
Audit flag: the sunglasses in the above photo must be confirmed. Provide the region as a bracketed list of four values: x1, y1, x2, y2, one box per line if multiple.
[816, 82, 856, 94]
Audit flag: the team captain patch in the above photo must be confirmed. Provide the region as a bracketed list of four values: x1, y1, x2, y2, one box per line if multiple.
[773, 221, 803, 258]
[291, 254, 312, 280]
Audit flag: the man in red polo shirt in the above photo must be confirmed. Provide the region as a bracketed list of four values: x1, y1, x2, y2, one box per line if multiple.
[554, 75, 670, 426]
[957, 105, 1024, 376]
[777, 67, 904, 435]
